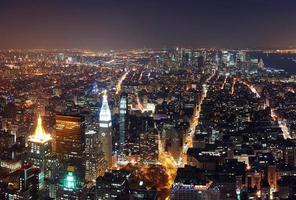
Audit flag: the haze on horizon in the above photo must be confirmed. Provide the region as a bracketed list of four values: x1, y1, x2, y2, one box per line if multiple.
[0, 0, 296, 50]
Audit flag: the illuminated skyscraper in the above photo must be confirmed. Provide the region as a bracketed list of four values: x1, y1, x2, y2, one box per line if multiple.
[118, 92, 128, 162]
[27, 115, 52, 189]
[139, 129, 159, 164]
[228, 52, 235, 66]
[237, 51, 246, 62]
[84, 129, 107, 182]
[215, 52, 220, 64]
[57, 166, 83, 200]
[54, 115, 85, 179]
[222, 51, 229, 66]
[258, 58, 265, 69]
[99, 91, 113, 168]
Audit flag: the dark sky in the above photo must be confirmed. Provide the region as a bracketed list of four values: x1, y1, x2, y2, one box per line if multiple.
[0, 0, 296, 50]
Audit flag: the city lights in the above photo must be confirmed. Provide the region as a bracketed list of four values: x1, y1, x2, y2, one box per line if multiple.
[0, 1, 296, 198]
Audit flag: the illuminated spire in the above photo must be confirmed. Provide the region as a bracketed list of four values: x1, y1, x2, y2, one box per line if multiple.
[63, 172, 77, 189]
[99, 90, 112, 127]
[29, 115, 52, 143]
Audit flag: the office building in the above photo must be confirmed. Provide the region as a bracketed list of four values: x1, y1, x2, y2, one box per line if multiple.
[54, 114, 86, 179]
[85, 129, 107, 182]
[139, 129, 159, 164]
[118, 92, 128, 163]
[57, 166, 83, 200]
[27, 115, 52, 189]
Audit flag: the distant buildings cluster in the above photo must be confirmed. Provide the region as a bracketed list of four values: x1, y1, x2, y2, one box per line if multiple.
[0, 49, 295, 199]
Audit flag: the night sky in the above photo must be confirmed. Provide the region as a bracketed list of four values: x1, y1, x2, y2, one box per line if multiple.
[0, 0, 296, 50]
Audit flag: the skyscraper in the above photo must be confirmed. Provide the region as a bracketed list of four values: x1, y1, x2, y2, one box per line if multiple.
[118, 92, 128, 163]
[99, 91, 113, 168]
[54, 114, 85, 179]
[27, 115, 52, 189]
[57, 166, 83, 200]
[258, 58, 265, 69]
[222, 51, 229, 66]
[237, 50, 246, 62]
[84, 129, 107, 182]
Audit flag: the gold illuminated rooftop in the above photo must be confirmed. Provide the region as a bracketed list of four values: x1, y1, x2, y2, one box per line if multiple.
[28, 115, 52, 143]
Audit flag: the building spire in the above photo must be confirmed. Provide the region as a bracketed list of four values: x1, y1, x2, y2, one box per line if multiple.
[99, 90, 112, 127]
[29, 115, 52, 143]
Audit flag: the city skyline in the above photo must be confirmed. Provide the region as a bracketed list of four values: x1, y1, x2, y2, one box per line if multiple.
[0, 47, 296, 199]
[1, 1, 296, 199]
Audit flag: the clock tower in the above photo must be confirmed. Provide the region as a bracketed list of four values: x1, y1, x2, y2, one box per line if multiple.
[99, 91, 112, 168]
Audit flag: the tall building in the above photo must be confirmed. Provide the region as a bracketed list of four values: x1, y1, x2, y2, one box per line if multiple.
[57, 166, 83, 200]
[99, 91, 113, 168]
[215, 51, 220, 65]
[237, 51, 246, 62]
[27, 115, 52, 189]
[46, 155, 61, 199]
[222, 51, 229, 66]
[85, 129, 107, 182]
[54, 114, 85, 179]
[258, 58, 265, 69]
[182, 49, 192, 65]
[197, 55, 204, 68]
[118, 92, 128, 163]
